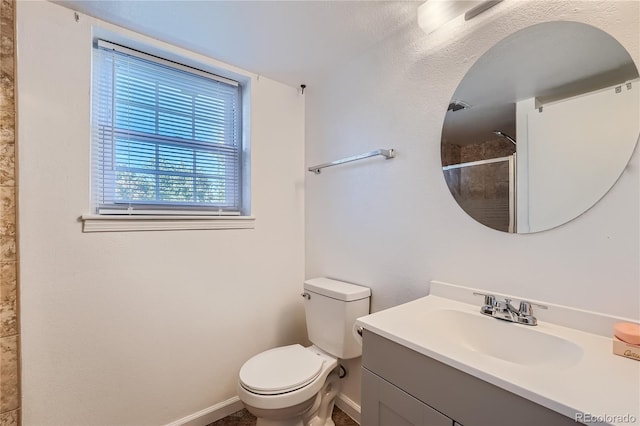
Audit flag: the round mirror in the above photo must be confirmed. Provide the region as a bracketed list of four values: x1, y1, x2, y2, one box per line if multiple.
[441, 21, 639, 233]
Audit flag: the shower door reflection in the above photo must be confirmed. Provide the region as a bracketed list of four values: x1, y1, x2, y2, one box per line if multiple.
[443, 154, 516, 233]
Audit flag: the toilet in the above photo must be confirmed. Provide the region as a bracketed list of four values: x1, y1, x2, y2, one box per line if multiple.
[237, 277, 371, 426]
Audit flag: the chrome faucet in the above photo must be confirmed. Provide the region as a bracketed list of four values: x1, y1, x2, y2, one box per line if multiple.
[473, 293, 547, 326]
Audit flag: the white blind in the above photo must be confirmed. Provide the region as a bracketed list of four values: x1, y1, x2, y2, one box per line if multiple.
[92, 40, 243, 215]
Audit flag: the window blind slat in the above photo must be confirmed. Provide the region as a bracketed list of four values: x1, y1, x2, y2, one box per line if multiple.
[91, 41, 243, 214]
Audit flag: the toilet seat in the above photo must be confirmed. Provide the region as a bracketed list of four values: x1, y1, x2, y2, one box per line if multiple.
[239, 344, 324, 395]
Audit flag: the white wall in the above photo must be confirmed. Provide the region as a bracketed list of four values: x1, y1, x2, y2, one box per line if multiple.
[306, 0, 639, 407]
[18, 1, 305, 425]
[527, 82, 640, 232]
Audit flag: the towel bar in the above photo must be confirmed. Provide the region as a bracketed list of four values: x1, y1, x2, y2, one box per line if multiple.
[308, 148, 396, 174]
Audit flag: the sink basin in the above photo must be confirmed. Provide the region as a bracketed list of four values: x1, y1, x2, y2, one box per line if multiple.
[422, 309, 583, 367]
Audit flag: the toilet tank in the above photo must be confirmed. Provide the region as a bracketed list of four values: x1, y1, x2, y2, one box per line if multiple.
[303, 278, 371, 359]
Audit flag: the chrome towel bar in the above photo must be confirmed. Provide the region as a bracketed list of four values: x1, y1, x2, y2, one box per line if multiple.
[308, 148, 396, 174]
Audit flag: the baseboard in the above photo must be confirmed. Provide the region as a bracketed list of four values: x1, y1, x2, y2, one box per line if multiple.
[335, 392, 361, 425]
[165, 392, 359, 426]
[165, 396, 244, 426]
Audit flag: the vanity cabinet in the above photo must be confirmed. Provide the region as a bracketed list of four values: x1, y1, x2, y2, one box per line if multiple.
[362, 368, 452, 426]
[361, 330, 581, 426]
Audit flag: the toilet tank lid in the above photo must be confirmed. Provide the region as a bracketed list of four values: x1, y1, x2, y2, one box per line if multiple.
[304, 277, 370, 301]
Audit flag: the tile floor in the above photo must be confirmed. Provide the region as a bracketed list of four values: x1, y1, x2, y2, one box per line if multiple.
[208, 406, 358, 426]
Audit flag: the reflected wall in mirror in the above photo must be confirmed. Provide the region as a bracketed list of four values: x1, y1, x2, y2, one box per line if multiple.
[441, 21, 640, 233]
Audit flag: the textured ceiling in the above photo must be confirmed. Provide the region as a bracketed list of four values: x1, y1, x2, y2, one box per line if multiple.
[54, 0, 421, 87]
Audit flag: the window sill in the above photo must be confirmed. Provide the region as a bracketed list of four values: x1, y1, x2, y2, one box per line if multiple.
[80, 214, 256, 233]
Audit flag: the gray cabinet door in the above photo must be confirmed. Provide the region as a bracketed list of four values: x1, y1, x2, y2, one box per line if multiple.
[362, 368, 452, 426]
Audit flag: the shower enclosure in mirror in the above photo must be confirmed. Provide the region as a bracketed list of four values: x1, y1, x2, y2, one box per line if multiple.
[441, 21, 640, 233]
[443, 155, 516, 233]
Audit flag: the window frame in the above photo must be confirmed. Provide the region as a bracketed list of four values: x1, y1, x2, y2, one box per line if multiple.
[83, 38, 254, 232]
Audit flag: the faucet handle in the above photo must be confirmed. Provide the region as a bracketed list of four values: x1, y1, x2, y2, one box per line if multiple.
[518, 300, 548, 316]
[473, 292, 496, 307]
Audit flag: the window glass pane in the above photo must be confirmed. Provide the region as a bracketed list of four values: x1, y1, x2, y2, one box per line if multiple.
[196, 151, 226, 175]
[115, 105, 156, 134]
[115, 139, 156, 170]
[115, 171, 156, 201]
[158, 111, 194, 139]
[196, 177, 227, 204]
[158, 145, 194, 173]
[159, 175, 194, 202]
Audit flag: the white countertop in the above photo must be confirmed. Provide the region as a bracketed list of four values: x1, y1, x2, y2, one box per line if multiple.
[356, 283, 640, 426]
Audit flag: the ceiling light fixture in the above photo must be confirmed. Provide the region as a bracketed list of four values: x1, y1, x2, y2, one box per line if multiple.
[417, 0, 503, 34]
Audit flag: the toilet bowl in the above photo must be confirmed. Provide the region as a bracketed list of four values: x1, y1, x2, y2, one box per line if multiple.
[237, 278, 371, 426]
[237, 345, 338, 426]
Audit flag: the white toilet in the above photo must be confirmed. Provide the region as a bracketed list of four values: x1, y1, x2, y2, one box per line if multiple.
[237, 277, 371, 426]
